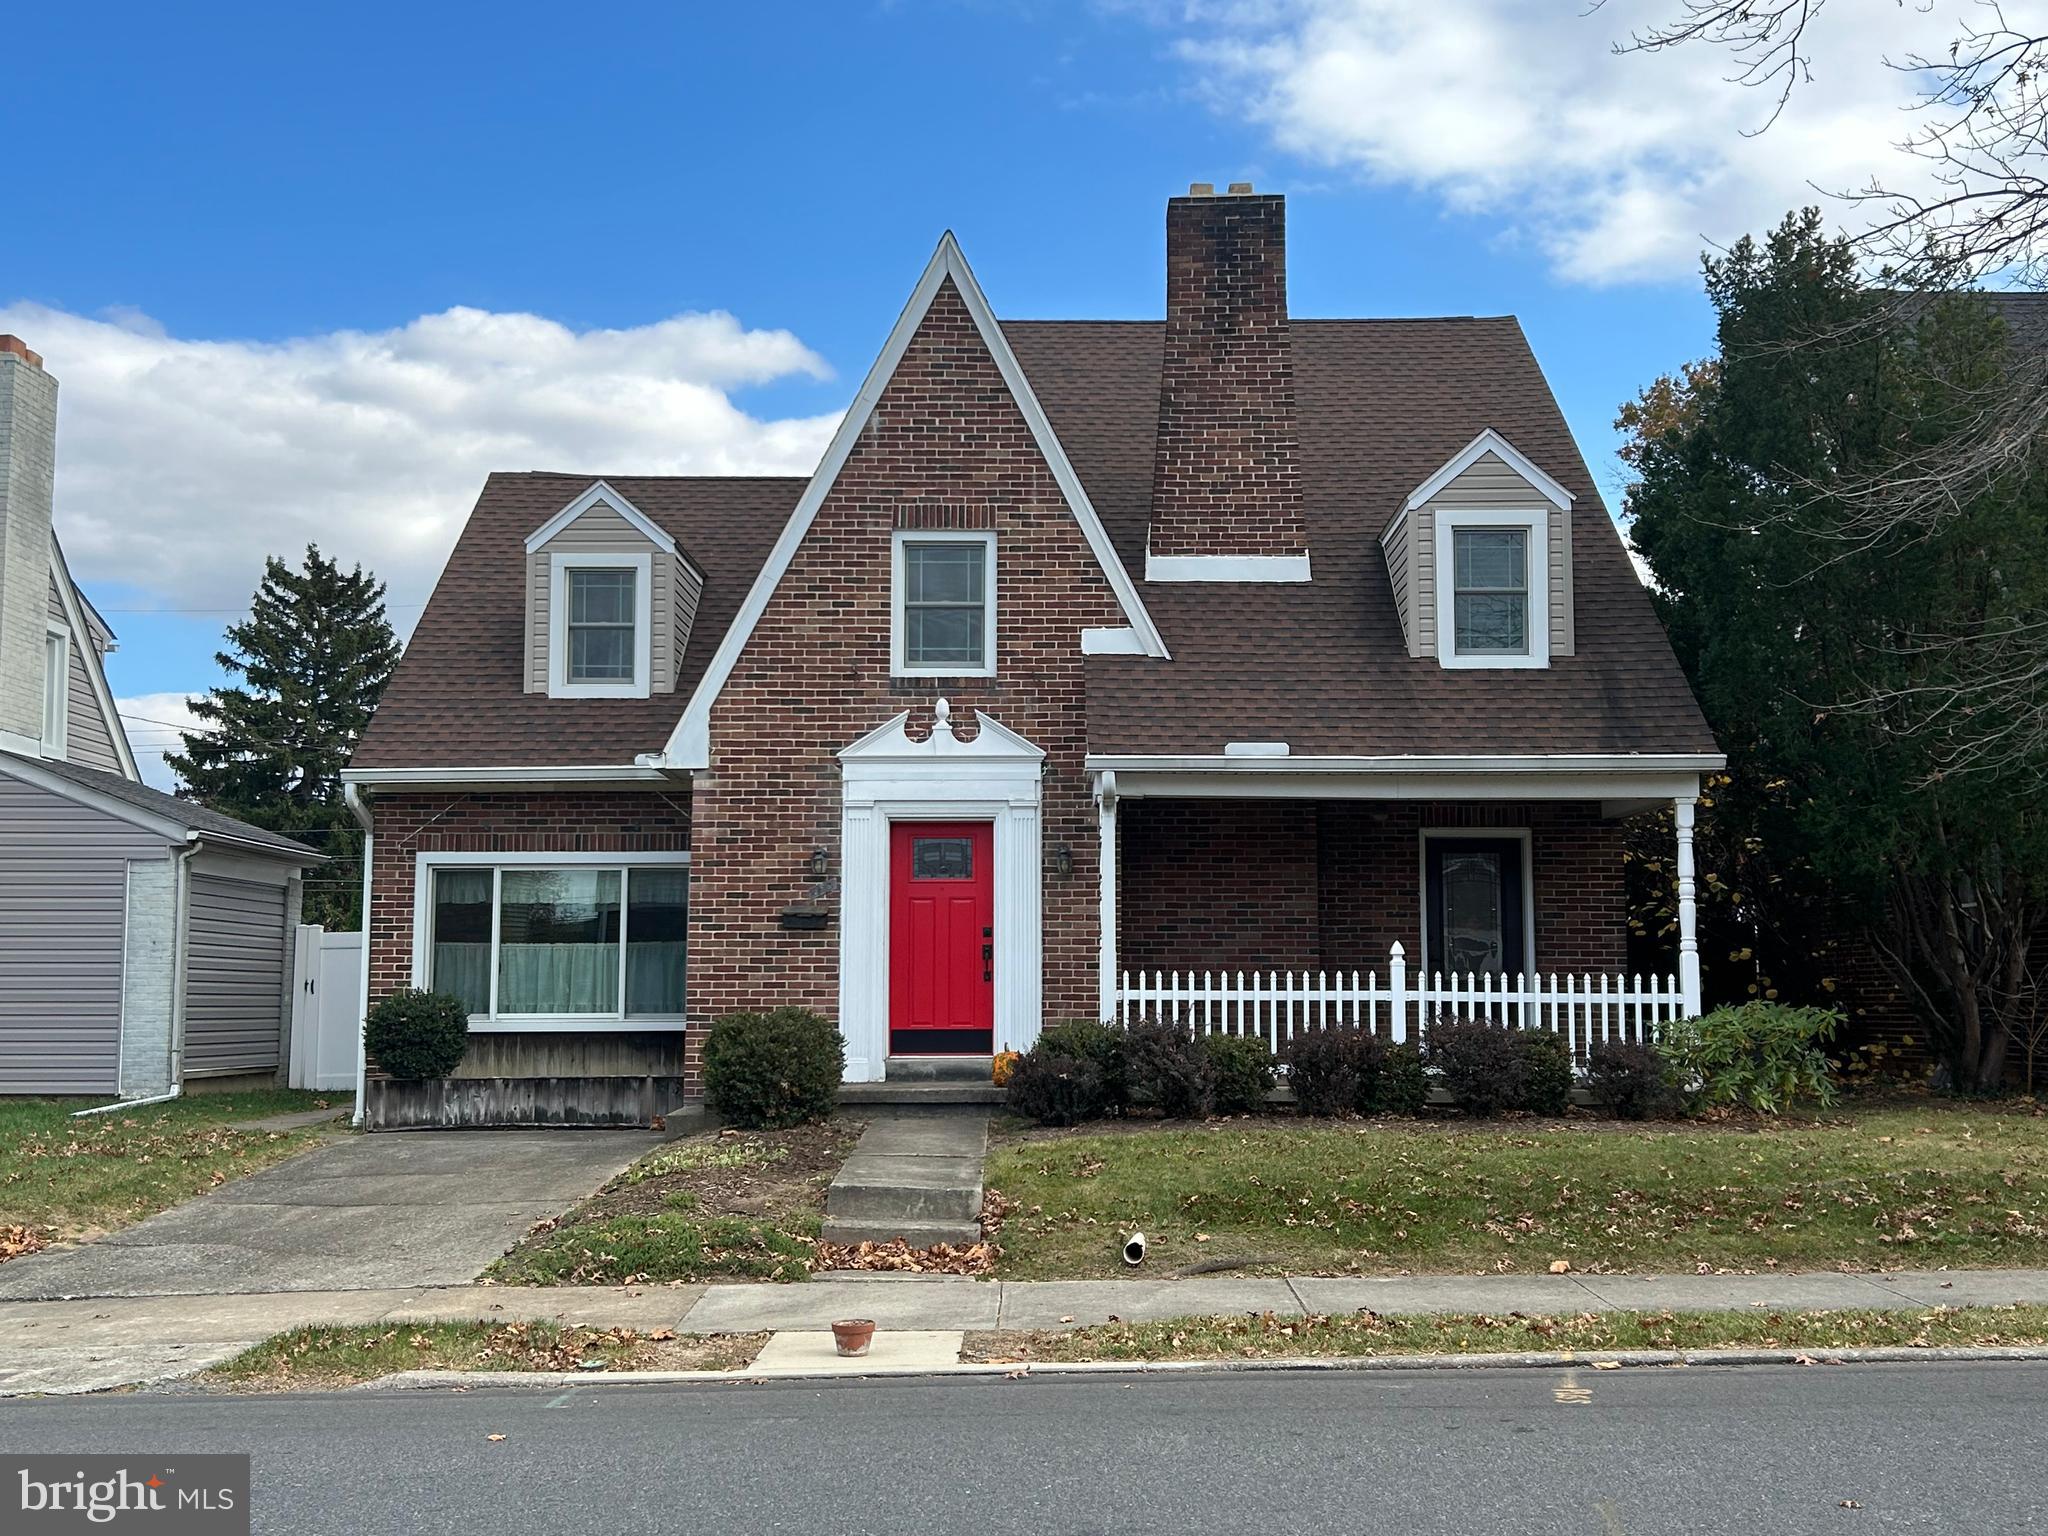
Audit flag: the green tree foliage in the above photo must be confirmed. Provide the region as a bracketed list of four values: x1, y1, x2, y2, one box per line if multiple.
[1623, 209, 2048, 1092]
[166, 547, 400, 928]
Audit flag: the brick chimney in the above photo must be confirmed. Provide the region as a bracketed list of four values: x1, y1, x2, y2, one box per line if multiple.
[1146, 185, 1309, 576]
[0, 335, 59, 742]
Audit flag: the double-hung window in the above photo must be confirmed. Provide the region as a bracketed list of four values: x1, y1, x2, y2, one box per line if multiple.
[422, 857, 688, 1028]
[1434, 510, 1548, 668]
[548, 552, 653, 697]
[893, 531, 995, 677]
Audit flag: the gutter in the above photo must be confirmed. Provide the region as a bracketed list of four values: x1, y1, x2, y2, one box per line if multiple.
[1084, 752, 1727, 775]
[345, 782, 374, 1128]
[341, 764, 679, 789]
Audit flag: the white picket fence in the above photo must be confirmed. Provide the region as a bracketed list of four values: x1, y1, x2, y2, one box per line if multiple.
[1115, 942, 1685, 1063]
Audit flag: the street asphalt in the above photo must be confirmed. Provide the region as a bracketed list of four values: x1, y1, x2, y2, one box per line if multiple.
[2, 1360, 2042, 1533]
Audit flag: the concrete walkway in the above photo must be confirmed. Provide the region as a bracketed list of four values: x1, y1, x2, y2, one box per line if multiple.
[0, 1129, 660, 1303]
[819, 1110, 989, 1249]
[7, 1267, 2048, 1395]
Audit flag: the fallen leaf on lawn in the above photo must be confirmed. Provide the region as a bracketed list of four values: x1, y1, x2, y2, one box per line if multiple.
[1195, 1233, 1210, 1243]
[1548, 1260, 1571, 1274]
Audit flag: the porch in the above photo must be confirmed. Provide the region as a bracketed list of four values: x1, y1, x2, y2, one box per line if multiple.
[1090, 754, 1711, 1053]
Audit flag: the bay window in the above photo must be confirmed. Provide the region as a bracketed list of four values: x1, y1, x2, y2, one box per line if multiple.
[419, 856, 687, 1028]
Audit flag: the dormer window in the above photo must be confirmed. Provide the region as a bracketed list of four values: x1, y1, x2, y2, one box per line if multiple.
[1433, 508, 1549, 669]
[547, 552, 652, 698]
[892, 530, 996, 678]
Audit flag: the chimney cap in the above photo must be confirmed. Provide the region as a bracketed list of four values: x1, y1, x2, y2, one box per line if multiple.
[0, 335, 42, 369]
[1187, 182, 1215, 197]
[1227, 182, 1254, 194]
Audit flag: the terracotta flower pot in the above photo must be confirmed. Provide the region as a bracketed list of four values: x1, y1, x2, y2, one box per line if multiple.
[832, 1318, 876, 1357]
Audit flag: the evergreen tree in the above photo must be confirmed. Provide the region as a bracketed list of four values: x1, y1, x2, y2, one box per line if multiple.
[168, 546, 401, 928]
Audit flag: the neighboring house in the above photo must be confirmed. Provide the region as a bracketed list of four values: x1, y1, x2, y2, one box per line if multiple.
[345, 187, 1724, 1121]
[0, 334, 320, 1099]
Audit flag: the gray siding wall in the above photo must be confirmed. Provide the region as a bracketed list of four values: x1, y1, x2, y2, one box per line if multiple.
[1381, 511, 1413, 650]
[183, 873, 288, 1077]
[0, 773, 167, 1095]
[1416, 451, 1574, 658]
[523, 501, 683, 694]
[0, 356, 58, 740]
[47, 574, 124, 774]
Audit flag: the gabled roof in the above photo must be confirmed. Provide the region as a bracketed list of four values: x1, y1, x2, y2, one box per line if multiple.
[524, 480, 679, 556]
[1400, 427, 1574, 513]
[658, 232, 1168, 769]
[0, 750, 320, 860]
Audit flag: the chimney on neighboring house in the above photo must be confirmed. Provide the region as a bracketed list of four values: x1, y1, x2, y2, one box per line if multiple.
[0, 335, 58, 743]
[1146, 184, 1309, 578]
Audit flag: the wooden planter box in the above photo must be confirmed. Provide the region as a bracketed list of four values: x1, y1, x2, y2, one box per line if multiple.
[364, 1074, 686, 1130]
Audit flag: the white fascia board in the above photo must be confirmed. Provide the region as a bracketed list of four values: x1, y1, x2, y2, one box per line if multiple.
[341, 764, 676, 788]
[1403, 428, 1575, 513]
[47, 537, 140, 780]
[1143, 552, 1312, 583]
[1081, 627, 1145, 655]
[1085, 752, 1726, 775]
[657, 231, 1169, 771]
[524, 480, 678, 555]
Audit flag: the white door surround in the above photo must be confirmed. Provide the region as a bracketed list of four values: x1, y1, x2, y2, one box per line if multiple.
[837, 699, 1046, 1083]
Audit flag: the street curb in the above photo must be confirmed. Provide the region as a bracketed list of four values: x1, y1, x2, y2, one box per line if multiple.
[361, 1343, 2048, 1391]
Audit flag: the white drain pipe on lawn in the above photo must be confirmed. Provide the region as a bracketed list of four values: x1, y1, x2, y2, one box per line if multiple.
[71, 1088, 182, 1118]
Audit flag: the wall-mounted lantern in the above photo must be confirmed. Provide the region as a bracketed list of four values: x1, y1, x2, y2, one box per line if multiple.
[1053, 843, 1074, 879]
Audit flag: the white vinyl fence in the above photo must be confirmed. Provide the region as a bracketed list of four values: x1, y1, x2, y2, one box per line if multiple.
[288, 924, 363, 1091]
[1115, 942, 1685, 1062]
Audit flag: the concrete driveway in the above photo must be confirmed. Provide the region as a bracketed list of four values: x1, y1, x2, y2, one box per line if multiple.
[0, 1130, 661, 1301]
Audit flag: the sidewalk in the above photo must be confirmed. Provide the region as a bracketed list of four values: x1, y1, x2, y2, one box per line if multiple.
[7, 1267, 2048, 1396]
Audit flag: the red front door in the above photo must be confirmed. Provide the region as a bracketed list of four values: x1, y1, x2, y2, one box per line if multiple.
[889, 821, 994, 1054]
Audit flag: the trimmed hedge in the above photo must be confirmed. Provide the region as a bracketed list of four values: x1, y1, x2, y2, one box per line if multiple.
[703, 1008, 844, 1129]
[1586, 1040, 1682, 1120]
[363, 989, 469, 1081]
[1201, 1034, 1276, 1115]
[1005, 1052, 1108, 1126]
[1122, 1019, 1215, 1118]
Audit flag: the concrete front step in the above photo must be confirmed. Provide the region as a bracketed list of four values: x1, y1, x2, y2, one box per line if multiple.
[885, 1055, 995, 1083]
[838, 1081, 1002, 1107]
[827, 1157, 985, 1223]
[817, 1216, 985, 1249]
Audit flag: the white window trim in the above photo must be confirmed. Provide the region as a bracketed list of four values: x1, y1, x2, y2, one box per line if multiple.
[548, 552, 653, 699]
[890, 529, 996, 679]
[41, 621, 69, 758]
[1416, 827, 1537, 983]
[410, 850, 689, 1033]
[1434, 508, 1549, 670]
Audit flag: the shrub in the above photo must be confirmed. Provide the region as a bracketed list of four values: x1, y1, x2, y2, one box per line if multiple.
[1377, 1041, 1430, 1115]
[1121, 1019, 1215, 1118]
[1659, 1002, 1840, 1113]
[1427, 1016, 1528, 1118]
[1285, 1029, 1397, 1116]
[1201, 1034, 1276, 1115]
[1005, 1051, 1107, 1126]
[1037, 1020, 1128, 1108]
[1518, 1029, 1576, 1117]
[1585, 1040, 1682, 1120]
[363, 989, 469, 1080]
[702, 1008, 845, 1129]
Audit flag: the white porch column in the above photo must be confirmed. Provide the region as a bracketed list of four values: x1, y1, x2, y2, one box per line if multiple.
[1674, 795, 1702, 1016]
[1096, 771, 1118, 1023]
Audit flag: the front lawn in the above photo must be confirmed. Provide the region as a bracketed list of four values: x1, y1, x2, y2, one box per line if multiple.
[985, 1100, 2048, 1280]
[486, 1118, 863, 1285]
[0, 1090, 344, 1260]
[965, 1303, 2048, 1364]
[205, 1322, 765, 1389]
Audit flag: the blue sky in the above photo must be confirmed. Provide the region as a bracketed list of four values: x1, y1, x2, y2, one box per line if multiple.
[3, 2, 1932, 779]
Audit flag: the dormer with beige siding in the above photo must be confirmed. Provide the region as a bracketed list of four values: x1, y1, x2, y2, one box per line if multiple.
[522, 481, 704, 699]
[1380, 428, 1574, 668]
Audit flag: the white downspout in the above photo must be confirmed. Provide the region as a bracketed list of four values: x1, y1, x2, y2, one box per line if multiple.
[345, 782, 374, 1126]
[169, 838, 201, 1088]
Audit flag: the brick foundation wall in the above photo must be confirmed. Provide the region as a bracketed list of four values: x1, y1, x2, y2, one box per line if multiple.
[1119, 798, 1627, 979]
[363, 787, 693, 1076]
[687, 278, 1130, 1088]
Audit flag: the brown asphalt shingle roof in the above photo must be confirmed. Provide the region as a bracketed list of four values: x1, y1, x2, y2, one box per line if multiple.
[353, 317, 1716, 768]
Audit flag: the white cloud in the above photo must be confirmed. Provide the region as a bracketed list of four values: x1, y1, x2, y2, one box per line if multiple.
[115, 692, 207, 792]
[4, 300, 842, 619]
[1163, 0, 1963, 284]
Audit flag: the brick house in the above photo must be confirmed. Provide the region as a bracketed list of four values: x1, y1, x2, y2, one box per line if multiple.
[344, 187, 1723, 1120]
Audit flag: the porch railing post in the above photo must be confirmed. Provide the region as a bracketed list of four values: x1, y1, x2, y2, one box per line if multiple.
[1675, 794, 1703, 1017]
[1388, 942, 1407, 1045]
